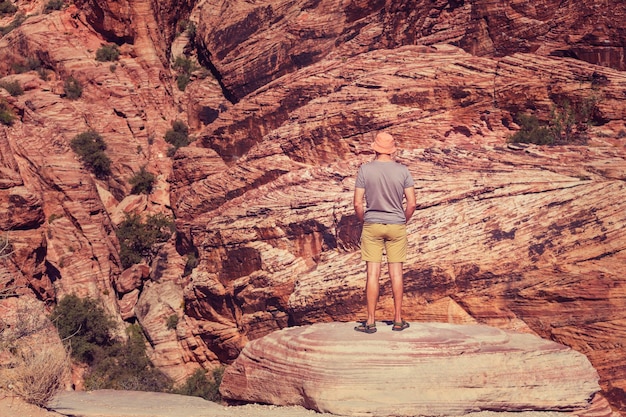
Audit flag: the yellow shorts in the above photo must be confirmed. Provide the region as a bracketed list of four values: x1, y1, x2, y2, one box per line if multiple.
[360, 223, 407, 263]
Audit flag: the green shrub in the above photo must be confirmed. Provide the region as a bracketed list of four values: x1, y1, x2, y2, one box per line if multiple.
[176, 73, 190, 91]
[51, 297, 172, 392]
[43, 0, 63, 13]
[174, 367, 224, 402]
[172, 55, 196, 91]
[116, 212, 175, 269]
[11, 56, 43, 74]
[182, 252, 198, 277]
[95, 44, 120, 62]
[48, 213, 63, 223]
[50, 294, 117, 364]
[508, 113, 553, 145]
[166, 314, 179, 330]
[0, 0, 17, 15]
[164, 120, 191, 155]
[0, 12, 26, 35]
[173, 55, 194, 75]
[0, 99, 15, 126]
[129, 166, 156, 195]
[37, 67, 50, 80]
[0, 79, 23, 96]
[70, 131, 112, 178]
[186, 22, 196, 40]
[63, 76, 83, 100]
[84, 324, 172, 392]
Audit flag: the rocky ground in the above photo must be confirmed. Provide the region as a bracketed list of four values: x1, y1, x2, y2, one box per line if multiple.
[1, 390, 329, 417]
[0, 390, 599, 417]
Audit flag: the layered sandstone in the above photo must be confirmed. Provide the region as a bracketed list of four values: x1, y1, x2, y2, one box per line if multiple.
[0, 0, 625, 414]
[220, 322, 601, 416]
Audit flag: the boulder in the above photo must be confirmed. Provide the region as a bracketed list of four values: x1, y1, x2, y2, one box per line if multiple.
[221, 322, 600, 417]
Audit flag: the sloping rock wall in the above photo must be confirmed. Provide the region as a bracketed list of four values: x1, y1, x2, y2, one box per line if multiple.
[0, 0, 625, 413]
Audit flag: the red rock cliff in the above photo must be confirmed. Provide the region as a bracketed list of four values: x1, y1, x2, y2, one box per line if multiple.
[1, 0, 625, 413]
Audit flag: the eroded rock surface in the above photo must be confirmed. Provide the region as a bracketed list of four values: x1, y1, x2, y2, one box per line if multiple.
[220, 322, 601, 416]
[0, 0, 625, 413]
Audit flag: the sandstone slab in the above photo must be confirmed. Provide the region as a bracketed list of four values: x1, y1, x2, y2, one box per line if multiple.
[220, 322, 599, 417]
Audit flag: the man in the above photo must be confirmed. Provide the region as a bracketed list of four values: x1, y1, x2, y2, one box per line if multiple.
[353, 132, 416, 333]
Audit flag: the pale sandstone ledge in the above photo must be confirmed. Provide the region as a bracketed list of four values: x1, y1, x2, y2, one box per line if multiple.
[220, 322, 602, 417]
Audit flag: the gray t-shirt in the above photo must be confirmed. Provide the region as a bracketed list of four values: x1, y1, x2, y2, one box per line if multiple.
[355, 160, 414, 224]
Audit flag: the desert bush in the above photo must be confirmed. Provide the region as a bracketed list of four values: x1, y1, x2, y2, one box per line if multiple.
[0, 98, 15, 126]
[6, 343, 71, 407]
[182, 252, 198, 277]
[43, 0, 63, 13]
[164, 120, 191, 155]
[509, 113, 553, 145]
[11, 55, 42, 74]
[63, 76, 83, 99]
[0, 12, 26, 35]
[95, 44, 120, 62]
[174, 367, 224, 402]
[0, 297, 70, 408]
[166, 314, 179, 330]
[0, 79, 23, 96]
[51, 296, 172, 392]
[510, 93, 600, 146]
[116, 212, 175, 269]
[70, 130, 112, 178]
[172, 55, 196, 91]
[0, 232, 12, 259]
[129, 166, 156, 195]
[176, 73, 191, 91]
[0, 0, 17, 15]
[50, 294, 117, 364]
[173, 55, 194, 75]
[84, 324, 172, 392]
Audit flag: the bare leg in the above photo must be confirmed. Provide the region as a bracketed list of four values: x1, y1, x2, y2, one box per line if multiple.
[388, 262, 404, 323]
[365, 261, 381, 325]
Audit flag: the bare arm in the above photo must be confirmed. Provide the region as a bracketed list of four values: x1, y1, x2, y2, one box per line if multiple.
[353, 187, 365, 223]
[404, 186, 416, 223]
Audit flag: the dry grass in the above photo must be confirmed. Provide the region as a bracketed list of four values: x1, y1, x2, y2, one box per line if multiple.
[0, 296, 71, 408]
[1, 343, 71, 407]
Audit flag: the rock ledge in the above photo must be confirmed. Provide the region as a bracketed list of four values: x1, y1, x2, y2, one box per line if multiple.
[220, 322, 600, 417]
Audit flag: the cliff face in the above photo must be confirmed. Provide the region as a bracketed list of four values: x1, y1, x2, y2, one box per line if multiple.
[1, 0, 625, 412]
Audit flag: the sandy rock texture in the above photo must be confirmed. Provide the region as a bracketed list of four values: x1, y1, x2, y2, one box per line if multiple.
[0, 0, 625, 414]
[220, 322, 601, 416]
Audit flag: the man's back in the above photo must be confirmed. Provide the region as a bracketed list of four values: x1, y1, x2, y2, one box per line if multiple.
[356, 160, 413, 224]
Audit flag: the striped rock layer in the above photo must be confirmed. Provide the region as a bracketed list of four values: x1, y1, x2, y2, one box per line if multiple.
[221, 322, 600, 416]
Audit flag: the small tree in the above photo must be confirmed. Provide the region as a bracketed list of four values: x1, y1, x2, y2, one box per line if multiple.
[164, 120, 191, 155]
[70, 130, 112, 178]
[129, 166, 156, 195]
[116, 212, 175, 269]
[172, 55, 196, 91]
[51, 296, 172, 392]
[0, 12, 26, 36]
[96, 44, 120, 62]
[50, 294, 117, 364]
[85, 324, 172, 392]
